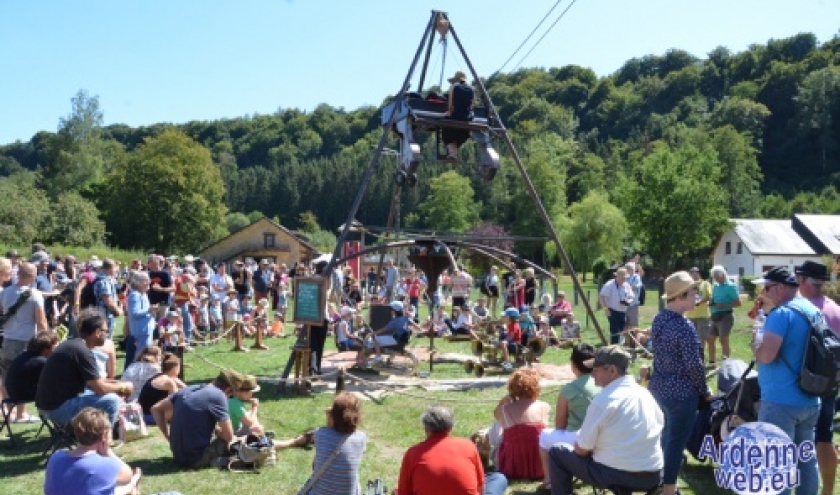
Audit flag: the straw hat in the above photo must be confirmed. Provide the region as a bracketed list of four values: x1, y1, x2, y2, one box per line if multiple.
[661, 271, 700, 300]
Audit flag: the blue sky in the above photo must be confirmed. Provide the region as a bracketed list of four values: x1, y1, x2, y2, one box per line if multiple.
[1, 0, 838, 144]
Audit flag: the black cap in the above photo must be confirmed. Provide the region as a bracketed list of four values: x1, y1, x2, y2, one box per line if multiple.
[756, 266, 799, 287]
[794, 261, 829, 281]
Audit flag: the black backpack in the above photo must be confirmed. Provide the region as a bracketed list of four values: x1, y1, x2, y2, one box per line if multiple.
[79, 276, 99, 309]
[779, 304, 840, 396]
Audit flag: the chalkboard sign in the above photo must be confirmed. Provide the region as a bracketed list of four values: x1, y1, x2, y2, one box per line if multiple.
[293, 277, 327, 324]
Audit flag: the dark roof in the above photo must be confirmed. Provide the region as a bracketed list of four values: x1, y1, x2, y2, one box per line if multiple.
[793, 214, 840, 255]
[734, 219, 816, 255]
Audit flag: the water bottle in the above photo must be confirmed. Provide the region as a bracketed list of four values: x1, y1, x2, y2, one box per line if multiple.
[753, 309, 765, 346]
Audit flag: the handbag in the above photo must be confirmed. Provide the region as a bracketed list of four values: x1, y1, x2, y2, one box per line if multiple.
[117, 403, 148, 442]
[228, 434, 276, 472]
[298, 432, 349, 495]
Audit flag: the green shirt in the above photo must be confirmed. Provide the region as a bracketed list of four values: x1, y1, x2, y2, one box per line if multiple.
[560, 374, 600, 431]
[228, 397, 247, 429]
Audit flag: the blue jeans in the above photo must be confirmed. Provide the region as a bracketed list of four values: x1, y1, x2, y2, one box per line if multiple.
[758, 401, 819, 495]
[43, 393, 122, 426]
[123, 334, 136, 371]
[105, 314, 115, 339]
[178, 302, 193, 342]
[654, 395, 698, 484]
[607, 310, 626, 344]
[484, 471, 508, 495]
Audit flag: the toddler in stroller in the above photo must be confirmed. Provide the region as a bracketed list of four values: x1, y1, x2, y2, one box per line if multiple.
[687, 358, 761, 460]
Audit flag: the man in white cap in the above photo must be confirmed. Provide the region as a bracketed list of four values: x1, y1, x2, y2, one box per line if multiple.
[547, 345, 663, 495]
[363, 301, 421, 363]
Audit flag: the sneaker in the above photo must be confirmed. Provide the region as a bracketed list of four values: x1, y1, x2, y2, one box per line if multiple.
[502, 362, 513, 372]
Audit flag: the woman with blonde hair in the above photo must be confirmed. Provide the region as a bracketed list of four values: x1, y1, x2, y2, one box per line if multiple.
[493, 368, 550, 481]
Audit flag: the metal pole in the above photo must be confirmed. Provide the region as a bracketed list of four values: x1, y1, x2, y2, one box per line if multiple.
[416, 12, 441, 93]
[445, 17, 607, 345]
[324, 12, 437, 279]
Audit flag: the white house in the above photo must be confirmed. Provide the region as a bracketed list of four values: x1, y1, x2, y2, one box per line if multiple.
[712, 219, 821, 279]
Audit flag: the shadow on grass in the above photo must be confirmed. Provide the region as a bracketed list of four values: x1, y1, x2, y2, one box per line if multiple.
[682, 459, 730, 495]
[1, 429, 54, 477]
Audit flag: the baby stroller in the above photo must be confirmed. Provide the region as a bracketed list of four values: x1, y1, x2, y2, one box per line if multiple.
[687, 359, 761, 461]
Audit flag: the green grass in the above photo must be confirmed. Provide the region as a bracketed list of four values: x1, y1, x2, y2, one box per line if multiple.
[2, 286, 836, 495]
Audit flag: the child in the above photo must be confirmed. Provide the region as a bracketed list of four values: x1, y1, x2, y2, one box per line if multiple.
[239, 294, 254, 319]
[157, 310, 187, 350]
[225, 292, 241, 325]
[498, 308, 523, 371]
[536, 316, 560, 346]
[276, 282, 290, 322]
[228, 374, 264, 435]
[336, 306, 363, 353]
[208, 295, 223, 338]
[195, 294, 210, 343]
[250, 298, 270, 338]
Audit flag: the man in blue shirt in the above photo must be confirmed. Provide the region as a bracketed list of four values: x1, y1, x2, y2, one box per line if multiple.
[366, 301, 421, 362]
[753, 266, 820, 495]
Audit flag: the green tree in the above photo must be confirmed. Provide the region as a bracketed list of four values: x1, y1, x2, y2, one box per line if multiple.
[0, 172, 51, 245]
[794, 66, 840, 171]
[43, 192, 106, 246]
[617, 142, 730, 270]
[225, 212, 251, 234]
[419, 171, 479, 232]
[104, 130, 227, 252]
[557, 191, 627, 281]
[710, 126, 763, 217]
[40, 90, 125, 197]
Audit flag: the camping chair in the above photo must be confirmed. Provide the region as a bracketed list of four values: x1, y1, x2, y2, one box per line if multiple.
[39, 413, 75, 457]
[2, 398, 47, 448]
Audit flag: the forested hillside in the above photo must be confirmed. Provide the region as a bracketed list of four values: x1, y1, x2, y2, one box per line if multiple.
[1, 32, 839, 270]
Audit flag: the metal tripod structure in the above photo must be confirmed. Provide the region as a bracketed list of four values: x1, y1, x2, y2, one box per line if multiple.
[324, 10, 606, 345]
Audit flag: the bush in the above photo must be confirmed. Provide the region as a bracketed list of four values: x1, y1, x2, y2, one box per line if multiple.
[592, 256, 609, 284]
[823, 282, 840, 305]
[741, 275, 759, 300]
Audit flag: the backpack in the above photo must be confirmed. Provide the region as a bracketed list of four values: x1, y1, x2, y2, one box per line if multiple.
[779, 305, 840, 396]
[79, 276, 98, 309]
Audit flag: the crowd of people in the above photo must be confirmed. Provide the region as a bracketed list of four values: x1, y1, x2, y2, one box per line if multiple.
[3, 241, 840, 495]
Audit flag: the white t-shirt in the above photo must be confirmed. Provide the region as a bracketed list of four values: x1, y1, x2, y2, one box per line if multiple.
[576, 375, 664, 472]
[210, 273, 232, 303]
[451, 272, 473, 297]
[599, 279, 633, 312]
[0, 285, 44, 342]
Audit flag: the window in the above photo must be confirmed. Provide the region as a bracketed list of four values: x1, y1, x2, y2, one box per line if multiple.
[739, 267, 745, 276]
[736, 242, 743, 254]
[725, 242, 731, 255]
[264, 233, 276, 249]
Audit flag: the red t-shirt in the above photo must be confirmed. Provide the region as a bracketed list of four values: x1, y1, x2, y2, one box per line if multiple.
[407, 277, 423, 298]
[506, 321, 522, 344]
[398, 432, 484, 495]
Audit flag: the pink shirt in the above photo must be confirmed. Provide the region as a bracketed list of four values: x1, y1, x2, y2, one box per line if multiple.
[808, 295, 840, 338]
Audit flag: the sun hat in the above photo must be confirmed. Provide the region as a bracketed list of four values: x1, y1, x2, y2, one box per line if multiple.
[238, 374, 261, 393]
[661, 271, 701, 300]
[794, 261, 829, 281]
[753, 266, 799, 287]
[583, 345, 631, 370]
[260, 259, 269, 265]
[183, 254, 195, 263]
[447, 70, 467, 83]
[390, 301, 404, 312]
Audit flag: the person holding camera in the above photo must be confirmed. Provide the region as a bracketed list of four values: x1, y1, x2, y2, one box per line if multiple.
[598, 268, 634, 345]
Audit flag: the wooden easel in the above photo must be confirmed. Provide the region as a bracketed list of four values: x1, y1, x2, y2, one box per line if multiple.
[292, 325, 311, 395]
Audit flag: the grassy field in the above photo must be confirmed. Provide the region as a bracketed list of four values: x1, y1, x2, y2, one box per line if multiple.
[1, 279, 837, 495]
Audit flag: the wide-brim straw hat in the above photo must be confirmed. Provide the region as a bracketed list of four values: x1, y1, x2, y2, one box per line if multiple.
[661, 271, 700, 300]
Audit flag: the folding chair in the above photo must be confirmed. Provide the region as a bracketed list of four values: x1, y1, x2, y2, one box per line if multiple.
[2, 398, 47, 448]
[39, 413, 75, 457]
